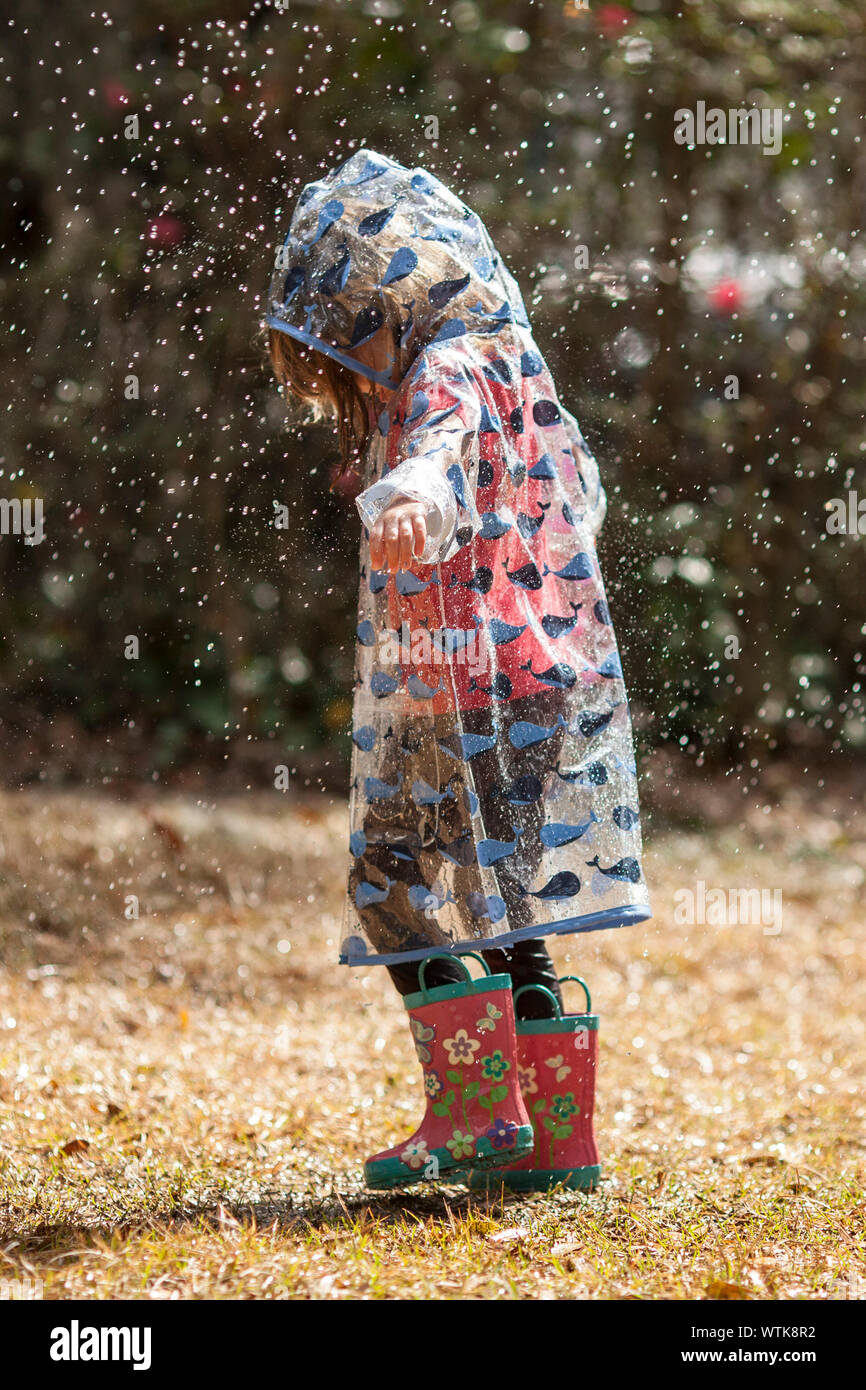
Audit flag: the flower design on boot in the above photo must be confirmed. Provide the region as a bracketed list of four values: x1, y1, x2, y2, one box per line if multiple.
[550, 1092, 579, 1121]
[486, 1117, 520, 1151]
[446, 1129, 475, 1160]
[544, 1053, 572, 1082]
[480, 1050, 511, 1081]
[517, 1063, 538, 1095]
[411, 1018, 436, 1065]
[401, 1138, 431, 1170]
[424, 1069, 443, 1098]
[444, 1029, 480, 1066]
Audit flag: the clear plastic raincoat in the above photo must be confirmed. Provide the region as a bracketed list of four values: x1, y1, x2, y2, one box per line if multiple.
[266, 150, 652, 966]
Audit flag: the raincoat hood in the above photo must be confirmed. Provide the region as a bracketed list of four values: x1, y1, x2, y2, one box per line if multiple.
[266, 149, 532, 390]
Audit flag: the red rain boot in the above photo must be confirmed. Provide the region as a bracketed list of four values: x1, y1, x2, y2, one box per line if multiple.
[464, 976, 601, 1192]
[364, 953, 534, 1190]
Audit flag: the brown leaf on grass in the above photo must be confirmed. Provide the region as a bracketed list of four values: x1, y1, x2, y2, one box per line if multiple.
[705, 1279, 755, 1300]
[551, 1239, 583, 1257]
[551, 1240, 584, 1271]
[57, 1138, 91, 1157]
[740, 1154, 786, 1167]
[487, 1227, 526, 1246]
[148, 816, 183, 853]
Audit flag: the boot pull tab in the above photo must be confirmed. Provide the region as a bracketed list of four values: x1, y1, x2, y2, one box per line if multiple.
[417, 950, 490, 997]
[558, 974, 592, 1014]
[512, 982, 562, 1019]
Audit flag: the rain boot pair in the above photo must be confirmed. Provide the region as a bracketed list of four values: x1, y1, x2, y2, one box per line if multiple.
[364, 956, 599, 1192]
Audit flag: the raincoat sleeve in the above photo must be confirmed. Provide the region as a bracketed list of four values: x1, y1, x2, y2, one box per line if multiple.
[355, 352, 482, 565]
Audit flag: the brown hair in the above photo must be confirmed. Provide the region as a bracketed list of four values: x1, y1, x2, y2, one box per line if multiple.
[267, 326, 371, 475]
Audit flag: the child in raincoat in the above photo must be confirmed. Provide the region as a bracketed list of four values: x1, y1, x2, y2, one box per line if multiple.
[266, 150, 651, 1190]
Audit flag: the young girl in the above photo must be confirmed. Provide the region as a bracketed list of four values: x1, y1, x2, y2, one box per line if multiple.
[266, 150, 651, 1190]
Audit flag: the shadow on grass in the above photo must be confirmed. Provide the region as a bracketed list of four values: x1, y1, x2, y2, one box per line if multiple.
[4, 1179, 542, 1272]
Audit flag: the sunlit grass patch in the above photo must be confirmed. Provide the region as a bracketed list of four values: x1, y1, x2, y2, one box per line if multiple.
[1, 780, 864, 1299]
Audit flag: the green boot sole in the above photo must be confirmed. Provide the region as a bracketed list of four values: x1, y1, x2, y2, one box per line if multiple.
[463, 1163, 601, 1192]
[364, 1124, 534, 1190]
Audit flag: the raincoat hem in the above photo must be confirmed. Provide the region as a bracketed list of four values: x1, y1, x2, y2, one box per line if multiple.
[339, 903, 652, 967]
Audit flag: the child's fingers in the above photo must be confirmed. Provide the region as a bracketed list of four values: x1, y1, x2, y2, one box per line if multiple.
[377, 514, 398, 572]
[369, 526, 384, 571]
[398, 517, 415, 572]
[368, 503, 426, 573]
[385, 517, 403, 573]
[412, 514, 427, 559]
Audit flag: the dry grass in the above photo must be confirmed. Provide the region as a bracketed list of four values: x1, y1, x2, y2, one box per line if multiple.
[0, 768, 864, 1300]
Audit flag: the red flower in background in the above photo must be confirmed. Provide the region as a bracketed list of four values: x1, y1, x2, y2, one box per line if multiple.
[597, 5, 632, 37]
[708, 279, 743, 315]
[102, 81, 130, 109]
[145, 215, 186, 248]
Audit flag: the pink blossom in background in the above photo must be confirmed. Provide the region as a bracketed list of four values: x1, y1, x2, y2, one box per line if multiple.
[708, 279, 743, 315]
[597, 5, 632, 38]
[102, 80, 130, 108]
[145, 215, 186, 248]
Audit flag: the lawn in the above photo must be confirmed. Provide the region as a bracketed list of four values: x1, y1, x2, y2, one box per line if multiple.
[0, 761, 864, 1300]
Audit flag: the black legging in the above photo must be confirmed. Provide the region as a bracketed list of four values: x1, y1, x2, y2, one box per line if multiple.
[387, 937, 564, 1021]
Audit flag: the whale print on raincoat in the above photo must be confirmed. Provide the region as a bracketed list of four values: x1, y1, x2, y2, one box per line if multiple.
[266, 149, 651, 967]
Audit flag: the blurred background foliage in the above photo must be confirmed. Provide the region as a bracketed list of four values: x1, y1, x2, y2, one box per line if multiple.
[0, 0, 864, 787]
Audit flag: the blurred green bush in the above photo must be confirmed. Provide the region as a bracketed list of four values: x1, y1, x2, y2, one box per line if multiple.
[0, 0, 863, 782]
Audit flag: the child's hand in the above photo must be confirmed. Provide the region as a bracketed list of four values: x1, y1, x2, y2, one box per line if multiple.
[369, 496, 428, 574]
